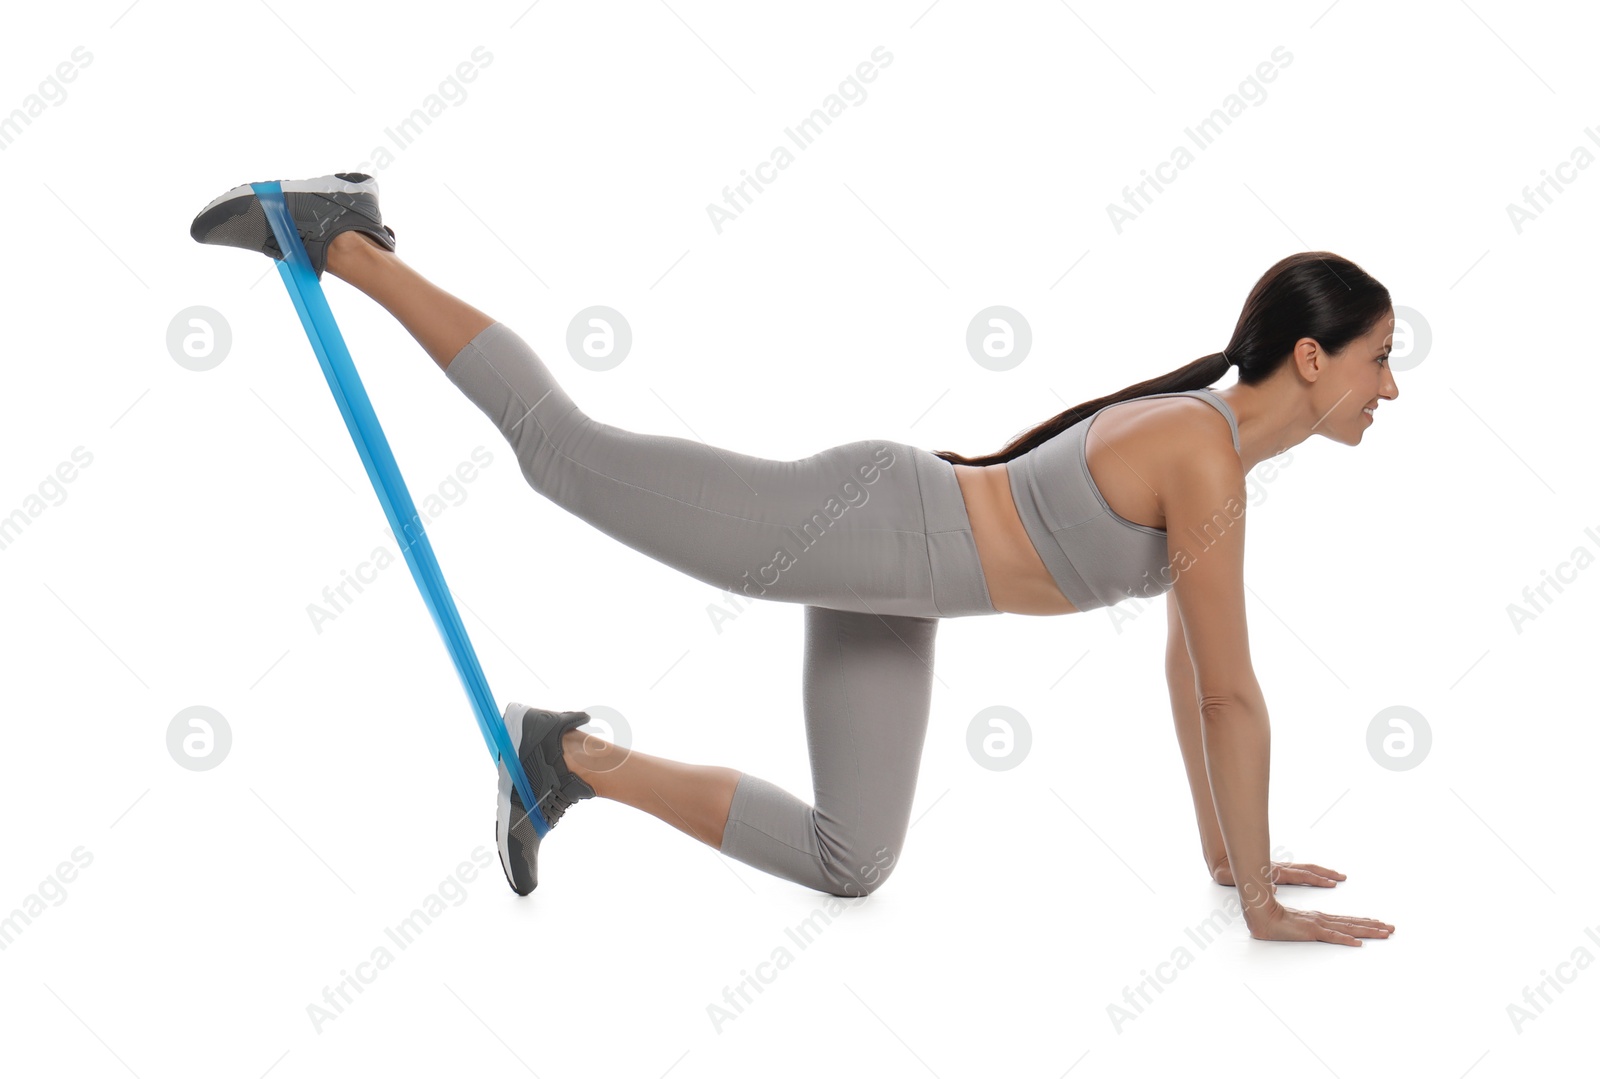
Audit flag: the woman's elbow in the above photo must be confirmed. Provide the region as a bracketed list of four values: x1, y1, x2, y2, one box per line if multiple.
[1198, 682, 1264, 722]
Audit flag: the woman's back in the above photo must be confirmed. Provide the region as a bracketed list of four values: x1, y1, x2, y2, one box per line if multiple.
[1003, 388, 1241, 612]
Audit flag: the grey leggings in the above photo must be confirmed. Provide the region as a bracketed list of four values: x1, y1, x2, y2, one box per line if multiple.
[445, 321, 998, 897]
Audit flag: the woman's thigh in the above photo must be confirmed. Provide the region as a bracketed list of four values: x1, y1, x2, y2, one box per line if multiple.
[448, 325, 939, 613]
[801, 603, 941, 894]
[546, 427, 935, 614]
[447, 321, 997, 617]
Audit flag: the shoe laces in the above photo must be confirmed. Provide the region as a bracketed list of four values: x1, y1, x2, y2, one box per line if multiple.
[512, 777, 578, 829]
[537, 784, 579, 827]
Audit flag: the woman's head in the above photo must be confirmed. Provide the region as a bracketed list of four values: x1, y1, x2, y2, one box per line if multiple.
[932, 251, 1395, 467]
[1227, 252, 1396, 447]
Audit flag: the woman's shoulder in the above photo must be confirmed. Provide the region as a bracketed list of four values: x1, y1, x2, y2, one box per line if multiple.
[1094, 390, 1239, 460]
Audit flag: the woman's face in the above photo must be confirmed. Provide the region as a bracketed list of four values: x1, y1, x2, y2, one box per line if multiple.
[1314, 310, 1399, 445]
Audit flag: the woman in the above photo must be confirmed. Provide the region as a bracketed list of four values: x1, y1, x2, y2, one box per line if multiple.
[192, 173, 1397, 946]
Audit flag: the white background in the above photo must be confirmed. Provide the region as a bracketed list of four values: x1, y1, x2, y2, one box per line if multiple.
[2, 0, 1596, 1075]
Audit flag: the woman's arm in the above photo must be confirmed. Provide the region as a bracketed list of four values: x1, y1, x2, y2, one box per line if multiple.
[1164, 587, 1229, 881]
[1169, 601, 1348, 889]
[1160, 428, 1279, 932]
[1160, 421, 1391, 944]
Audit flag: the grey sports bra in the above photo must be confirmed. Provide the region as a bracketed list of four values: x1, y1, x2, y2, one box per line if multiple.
[1002, 388, 1240, 612]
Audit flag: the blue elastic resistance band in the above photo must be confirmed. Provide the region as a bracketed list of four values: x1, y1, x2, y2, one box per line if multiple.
[252, 181, 550, 837]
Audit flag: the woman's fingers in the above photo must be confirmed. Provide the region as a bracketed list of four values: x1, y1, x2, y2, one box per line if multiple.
[1328, 920, 1391, 938]
[1278, 865, 1340, 887]
[1228, 862, 1349, 889]
[1314, 911, 1395, 934]
[1331, 914, 1394, 929]
[1310, 912, 1388, 945]
[1258, 905, 1395, 945]
[1317, 924, 1362, 946]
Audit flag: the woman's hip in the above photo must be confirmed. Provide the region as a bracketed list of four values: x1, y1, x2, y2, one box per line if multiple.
[445, 328, 994, 616]
[725, 439, 997, 619]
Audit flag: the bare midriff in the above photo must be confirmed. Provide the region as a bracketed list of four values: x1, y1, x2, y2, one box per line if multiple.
[952, 463, 1081, 616]
[950, 395, 1229, 616]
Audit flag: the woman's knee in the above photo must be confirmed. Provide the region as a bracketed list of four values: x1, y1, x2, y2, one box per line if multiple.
[818, 841, 902, 897]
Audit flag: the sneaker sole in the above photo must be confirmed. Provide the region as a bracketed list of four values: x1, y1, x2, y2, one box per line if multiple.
[495, 702, 536, 895]
[194, 174, 378, 218]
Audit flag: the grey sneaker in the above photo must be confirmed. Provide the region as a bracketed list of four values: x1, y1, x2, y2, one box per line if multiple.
[494, 701, 597, 896]
[189, 171, 397, 279]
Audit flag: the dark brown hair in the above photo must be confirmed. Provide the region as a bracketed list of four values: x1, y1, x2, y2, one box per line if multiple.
[931, 251, 1393, 467]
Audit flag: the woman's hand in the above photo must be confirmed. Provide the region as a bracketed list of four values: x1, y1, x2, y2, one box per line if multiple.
[1212, 858, 1346, 888]
[1248, 903, 1394, 946]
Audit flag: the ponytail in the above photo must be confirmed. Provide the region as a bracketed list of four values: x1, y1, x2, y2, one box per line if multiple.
[930, 252, 1391, 468]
